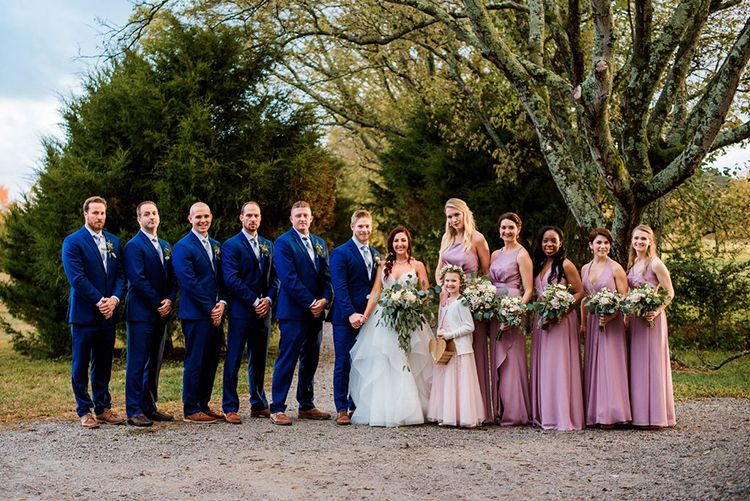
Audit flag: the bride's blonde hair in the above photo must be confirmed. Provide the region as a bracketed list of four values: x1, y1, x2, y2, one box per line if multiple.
[439, 198, 477, 256]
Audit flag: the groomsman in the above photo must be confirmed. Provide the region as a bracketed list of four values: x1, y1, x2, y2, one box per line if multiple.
[329, 210, 380, 425]
[221, 202, 279, 425]
[62, 196, 127, 428]
[172, 202, 226, 423]
[269, 201, 333, 425]
[122, 201, 178, 426]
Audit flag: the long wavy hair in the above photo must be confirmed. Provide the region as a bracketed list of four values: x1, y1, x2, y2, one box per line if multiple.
[533, 226, 567, 283]
[384, 227, 413, 280]
[627, 224, 658, 277]
[439, 198, 477, 256]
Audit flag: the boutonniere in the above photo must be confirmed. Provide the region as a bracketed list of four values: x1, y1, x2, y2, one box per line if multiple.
[373, 253, 381, 267]
[163, 246, 171, 261]
[315, 242, 325, 258]
[212, 244, 221, 260]
[259, 243, 270, 257]
[106, 240, 117, 259]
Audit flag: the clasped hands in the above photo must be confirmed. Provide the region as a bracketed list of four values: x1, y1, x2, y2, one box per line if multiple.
[310, 298, 328, 318]
[98, 297, 119, 319]
[211, 302, 225, 326]
[349, 312, 368, 329]
[254, 297, 271, 318]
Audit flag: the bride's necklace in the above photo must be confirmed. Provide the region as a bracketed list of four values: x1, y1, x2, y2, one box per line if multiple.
[395, 257, 409, 264]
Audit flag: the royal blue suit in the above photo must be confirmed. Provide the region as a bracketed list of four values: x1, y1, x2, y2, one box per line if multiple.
[221, 231, 279, 413]
[172, 230, 226, 416]
[329, 238, 380, 412]
[270, 228, 332, 414]
[62, 226, 126, 417]
[123, 230, 178, 418]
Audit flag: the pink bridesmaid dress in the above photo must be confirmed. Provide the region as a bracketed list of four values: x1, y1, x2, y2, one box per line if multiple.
[488, 248, 531, 425]
[627, 262, 676, 427]
[582, 259, 632, 427]
[530, 270, 584, 431]
[441, 242, 493, 422]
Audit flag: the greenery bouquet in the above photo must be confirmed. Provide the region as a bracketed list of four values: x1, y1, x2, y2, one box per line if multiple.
[583, 288, 626, 331]
[625, 285, 671, 327]
[530, 283, 576, 330]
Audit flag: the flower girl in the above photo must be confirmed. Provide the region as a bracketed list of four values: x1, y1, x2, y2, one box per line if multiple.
[427, 266, 486, 428]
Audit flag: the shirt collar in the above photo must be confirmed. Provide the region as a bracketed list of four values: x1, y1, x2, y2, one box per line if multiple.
[140, 229, 159, 242]
[294, 228, 310, 241]
[191, 228, 210, 244]
[85, 225, 102, 238]
[242, 228, 258, 243]
[352, 237, 369, 252]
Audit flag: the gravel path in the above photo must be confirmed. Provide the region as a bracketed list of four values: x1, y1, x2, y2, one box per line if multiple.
[1, 325, 748, 500]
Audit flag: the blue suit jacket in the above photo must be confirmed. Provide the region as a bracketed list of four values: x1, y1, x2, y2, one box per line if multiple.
[62, 226, 126, 326]
[173, 231, 226, 320]
[329, 239, 380, 326]
[123, 231, 178, 323]
[221, 232, 279, 319]
[274, 228, 332, 321]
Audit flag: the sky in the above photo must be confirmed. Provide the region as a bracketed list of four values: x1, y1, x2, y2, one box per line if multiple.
[0, 0, 134, 200]
[0, 0, 748, 201]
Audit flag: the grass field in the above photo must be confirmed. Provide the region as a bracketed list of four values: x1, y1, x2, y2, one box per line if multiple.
[0, 300, 747, 424]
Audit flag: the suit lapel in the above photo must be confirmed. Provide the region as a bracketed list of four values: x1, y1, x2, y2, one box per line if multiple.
[81, 227, 106, 274]
[189, 232, 215, 273]
[291, 230, 317, 270]
[349, 239, 369, 278]
[240, 232, 261, 270]
[139, 231, 164, 269]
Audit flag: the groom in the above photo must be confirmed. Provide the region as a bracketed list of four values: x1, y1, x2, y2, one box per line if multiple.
[269, 201, 332, 425]
[329, 210, 380, 425]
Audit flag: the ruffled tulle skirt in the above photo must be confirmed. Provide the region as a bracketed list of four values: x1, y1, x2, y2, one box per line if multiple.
[349, 305, 433, 427]
[427, 352, 486, 427]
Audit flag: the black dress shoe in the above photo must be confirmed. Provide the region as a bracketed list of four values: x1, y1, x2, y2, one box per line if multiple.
[128, 413, 153, 427]
[146, 410, 174, 422]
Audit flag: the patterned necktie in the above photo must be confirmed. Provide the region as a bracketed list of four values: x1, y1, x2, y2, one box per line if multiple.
[250, 237, 260, 260]
[302, 236, 316, 270]
[361, 245, 372, 277]
[94, 233, 107, 271]
[202, 238, 214, 271]
[152, 237, 164, 264]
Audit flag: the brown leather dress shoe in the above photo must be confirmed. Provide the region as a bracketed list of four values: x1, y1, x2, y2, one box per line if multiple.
[298, 408, 331, 420]
[250, 408, 271, 418]
[127, 413, 153, 427]
[270, 412, 292, 426]
[183, 412, 218, 423]
[204, 409, 225, 421]
[336, 410, 351, 426]
[79, 413, 99, 429]
[146, 410, 174, 422]
[96, 408, 126, 425]
[225, 412, 242, 424]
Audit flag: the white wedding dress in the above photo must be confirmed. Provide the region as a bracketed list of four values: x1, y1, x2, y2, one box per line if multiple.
[349, 267, 433, 427]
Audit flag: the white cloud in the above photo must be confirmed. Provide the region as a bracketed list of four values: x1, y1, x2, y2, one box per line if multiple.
[0, 96, 65, 199]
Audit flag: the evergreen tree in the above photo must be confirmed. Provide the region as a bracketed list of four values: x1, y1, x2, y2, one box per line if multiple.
[0, 16, 340, 358]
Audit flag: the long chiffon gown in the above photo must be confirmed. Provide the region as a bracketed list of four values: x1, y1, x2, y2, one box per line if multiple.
[441, 242, 493, 422]
[582, 259, 632, 427]
[530, 270, 585, 431]
[349, 268, 433, 427]
[627, 261, 676, 427]
[488, 247, 531, 425]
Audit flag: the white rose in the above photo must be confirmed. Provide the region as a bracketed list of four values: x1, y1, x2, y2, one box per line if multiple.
[403, 291, 417, 303]
[550, 298, 561, 309]
[391, 290, 402, 301]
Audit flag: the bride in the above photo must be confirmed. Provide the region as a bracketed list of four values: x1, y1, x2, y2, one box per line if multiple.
[349, 227, 434, 427]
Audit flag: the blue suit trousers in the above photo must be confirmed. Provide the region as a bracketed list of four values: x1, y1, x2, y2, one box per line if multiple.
[125, 320, 167, 417]
[222, 316, 271, 412]
[182, 319, 222, 415]
[332, 323, 359, 412]
[70, 324, 116, 417]
[270, 319, 322, 413]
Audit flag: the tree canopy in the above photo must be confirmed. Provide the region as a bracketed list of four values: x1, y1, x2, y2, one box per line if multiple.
[0, 16, 341, 358]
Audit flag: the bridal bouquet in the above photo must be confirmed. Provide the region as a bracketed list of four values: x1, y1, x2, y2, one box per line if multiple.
[624, 284, 671, 327]
[583, 288, 626, 331]
[378, 284, 434, 356]
[495, 293, 528, 340]
[530, 283, 576, 330]
[461, 276, 500, 321]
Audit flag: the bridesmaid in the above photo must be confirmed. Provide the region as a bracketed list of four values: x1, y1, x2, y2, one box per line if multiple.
[627, 224, 676, 429]
[435, 198, 492, 422]
[580, 228, 632, 428]
[488, 213, 532, 426]
[530, 226, 585, 431]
